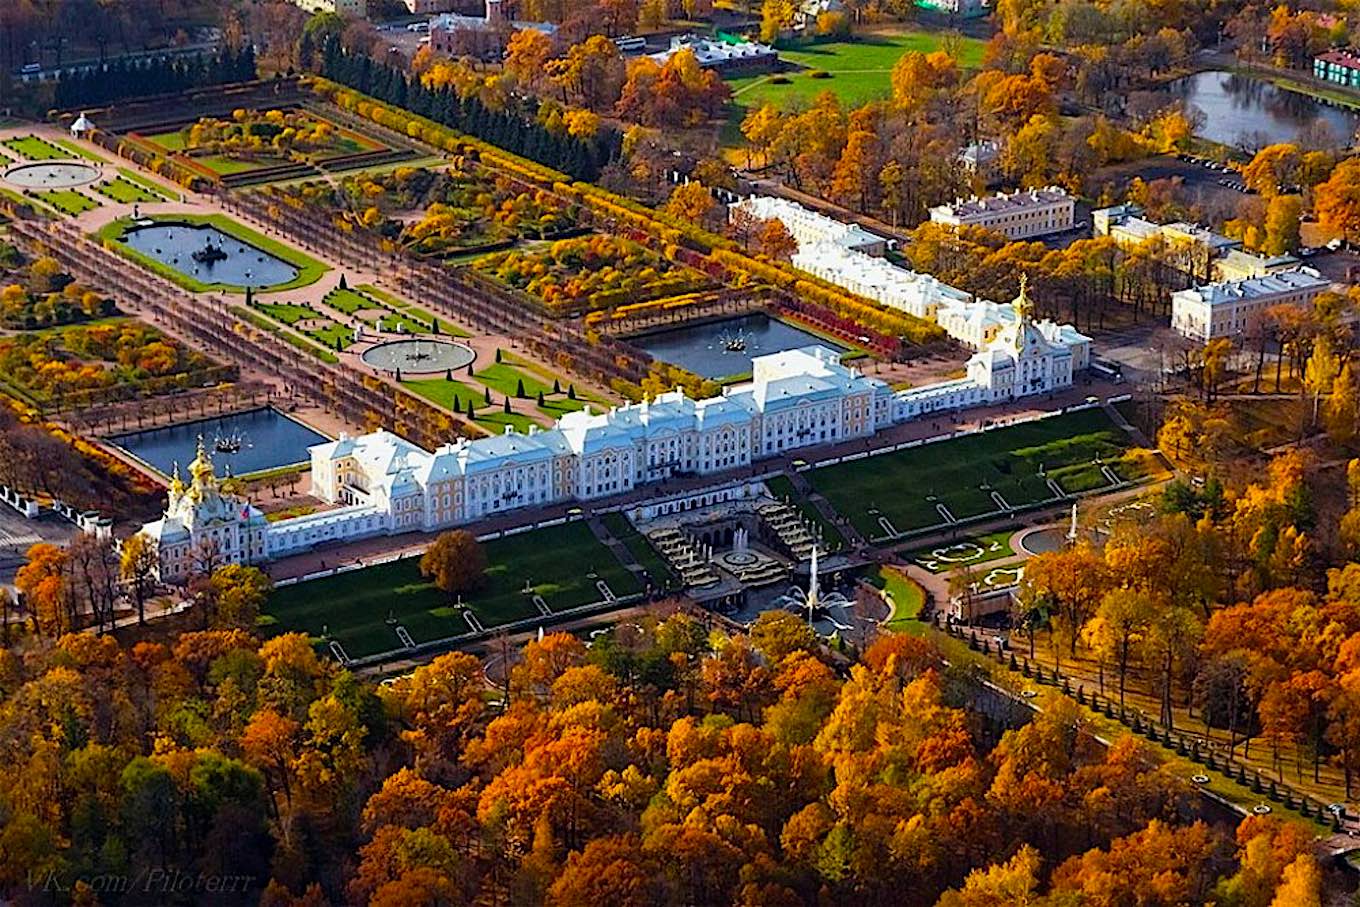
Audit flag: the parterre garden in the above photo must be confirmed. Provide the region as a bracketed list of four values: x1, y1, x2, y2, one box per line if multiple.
[143, 108, 382, 174]
[266, 162, 577, 258]
[808, 409, 1162, 540]
[2, 134, 71, 161]
[262, 521, 643, 659]
[473, 233, 713, 313]
[0, 318, 225, 408]
[0, 244, 117, 328]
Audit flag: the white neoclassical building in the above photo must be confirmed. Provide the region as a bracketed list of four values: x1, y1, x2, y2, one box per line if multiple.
[138, 313, 1083, 576]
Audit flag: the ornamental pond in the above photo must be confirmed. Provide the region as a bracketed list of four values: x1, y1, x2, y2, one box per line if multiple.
[629, 313, 847, 380]
[118, 220, 300, 289]
[112, 407, 329, 478]
[1165, 70, 1360, 149]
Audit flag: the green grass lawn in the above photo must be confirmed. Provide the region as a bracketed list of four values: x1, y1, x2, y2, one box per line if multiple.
[3, 135, 69, 160]
[402, 377, 540, 434]
[54, 139, 106, 162]
[37, 189, 100, 215]
[726, 31, 986, 118]
[196, 154, 268, 175]
[601, 511, 677, 588]
[116, 168, 172, 200]
[478, 356, 602, 420]
[377, 312, 427, 333]
[866, 565, 927, 633]
[810, 409, 1144, 539]
[254, 302, 315, 325]
[906, 529, 1017, 574]
[95, 176, 164, 204]
[308, 321, 353, 350]
[263, 521, 642, 658]
[323, 287, 374, 315]
[356, 282, 472, 337]
[144, 130, 186, 151]
[95, 213, 328, 294]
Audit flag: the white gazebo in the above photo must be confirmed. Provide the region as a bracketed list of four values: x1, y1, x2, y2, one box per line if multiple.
[70, 112, 95, 139]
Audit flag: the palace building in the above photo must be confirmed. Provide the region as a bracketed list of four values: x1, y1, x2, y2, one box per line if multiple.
[138, 438, 270, 582]
[136, 307, 1083, 577]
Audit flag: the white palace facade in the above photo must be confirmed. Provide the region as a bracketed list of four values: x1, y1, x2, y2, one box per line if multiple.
[137, 310, 1084, 577]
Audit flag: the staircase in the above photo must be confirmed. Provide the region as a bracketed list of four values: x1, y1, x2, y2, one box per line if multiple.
[646, 527, 721, 588]
[758, 502, 817, 560]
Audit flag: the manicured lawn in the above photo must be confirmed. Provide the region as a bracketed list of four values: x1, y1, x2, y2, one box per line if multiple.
[809, 409, 1144, 540]
[254, 302, 314, 325]
[145, 130, 186, 151]
[478, 357, 601, 420]
[116, 168, 171, 199]
[308, 321, 353, 350]
[3, 135, 69, 160]
[263, 521, 642, 658]
[355, 283, 473, 337]
[906, 529, 1017, 574]
[377, 312, 426, 333]
[866, 565, 927, 633]
[323, 287, 374, 315]
[726, 31, 987, 117]
[196, 154, 266, 175]
[55, 139, 106, 162]
[95, 176, 164, 204]
[95, 213, 328, 294]
[402, 377, 541, 434]
[37, 189, 100, 215]
[602, 511, 677, 588]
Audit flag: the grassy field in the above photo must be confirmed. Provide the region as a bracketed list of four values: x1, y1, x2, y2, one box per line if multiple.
[866, 565, 926, 633]
[906, 528, 1017, 574]
[263, 521, 642, 659]
[601, 511, 677, 588]
[144, 130, 186, 151]
[726, 31, 987, 117]
[402, 377, 540, 434]
[95, 176, 164, 204]
[809, 409, 1146, 539]
[116, 169, 172, 200]
[355, 283, 472, 337]
[54, 139, 107, 162]
[37, 189, 100, 215]
[3, 135, 70, 160]
[95, 213, 328, 293]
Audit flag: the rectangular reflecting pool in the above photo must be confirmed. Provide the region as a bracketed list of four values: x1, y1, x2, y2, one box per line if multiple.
[119, 220, 300, 289]
[630, 313, 845, 379]
[112, 408, 329, 478]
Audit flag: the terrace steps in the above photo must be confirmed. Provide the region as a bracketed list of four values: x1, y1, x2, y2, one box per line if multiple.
[758, 502, 817, 560]
[646, 527, 720, 588]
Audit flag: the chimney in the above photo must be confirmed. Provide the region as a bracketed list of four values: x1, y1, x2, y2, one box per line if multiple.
[485, 0, 504, 25]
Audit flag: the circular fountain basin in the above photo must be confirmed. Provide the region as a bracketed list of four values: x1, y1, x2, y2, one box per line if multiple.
[3, 160, 101, 189]
[361, 339, 476, 374]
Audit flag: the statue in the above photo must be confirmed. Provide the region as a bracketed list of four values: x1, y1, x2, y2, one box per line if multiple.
[1067, 501, 1079, 544]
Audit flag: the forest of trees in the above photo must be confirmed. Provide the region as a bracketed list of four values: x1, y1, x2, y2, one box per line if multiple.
[50, 47, 257, 110]
[0, 605, 1334, 905]
[319, 42, 622, 182]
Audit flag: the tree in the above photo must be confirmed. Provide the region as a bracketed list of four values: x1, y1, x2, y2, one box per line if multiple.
[1019, 544, 1111, 661]
[1269, 854, 1322, 907]
[1083, 587, 1156, 708]
[504, 29, 554, 90]
[1304, 335, 1339, 430]
[206, 564, 273, 630]
[1314, 156, 1360, 246]
[419, 531, 487, 600]
[1262, 195, 1302, 256]
[755, 218, 798, 261]
[936, 845, 1042, 906]
[664, 181, 714, 224]
[749, 610, 817, 664]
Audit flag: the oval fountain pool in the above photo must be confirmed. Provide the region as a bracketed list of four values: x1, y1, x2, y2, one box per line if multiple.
[4, 160, 101, 189]
[361, 339, 476, 374]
